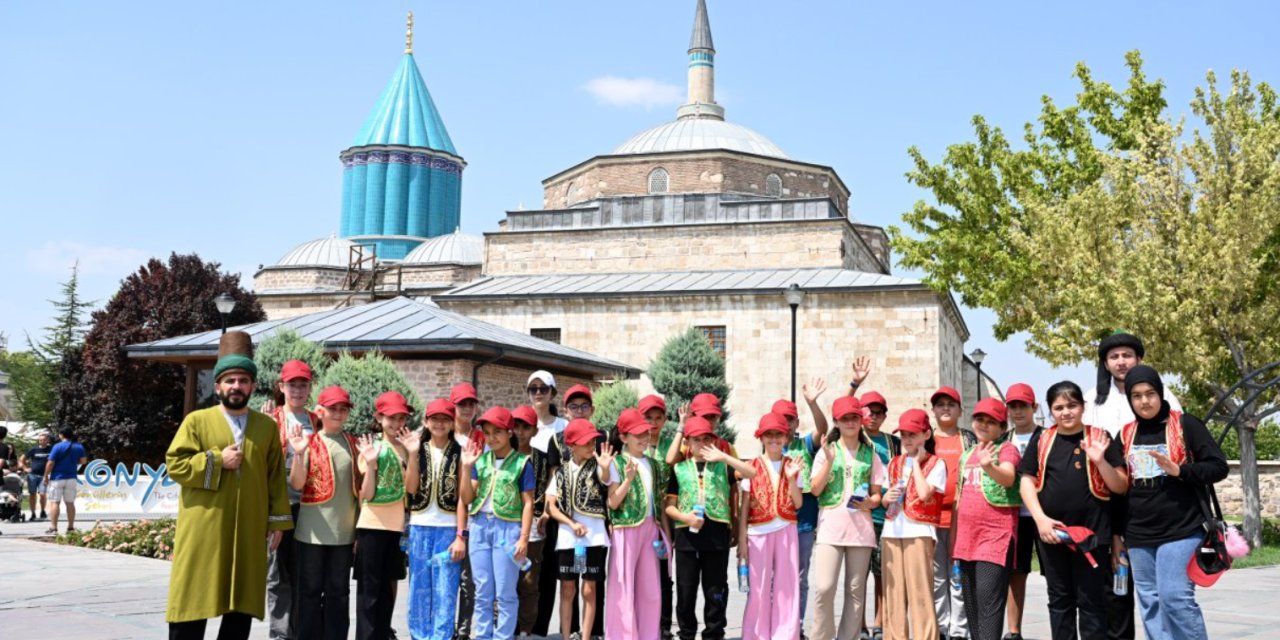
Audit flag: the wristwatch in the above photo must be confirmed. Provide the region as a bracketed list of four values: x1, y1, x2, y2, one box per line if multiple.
[849, 380, 861, 390]
[456, 530, 469, 539]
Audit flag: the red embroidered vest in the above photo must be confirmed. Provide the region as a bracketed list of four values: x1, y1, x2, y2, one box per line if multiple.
[747, 456, 798, 525]
[888, 454, 943, 526]
[1120, 410, 1188, 471]
[1033, 425, 1110, 500]
[300, 431, 362, 505]
[272, 406, 321, 449]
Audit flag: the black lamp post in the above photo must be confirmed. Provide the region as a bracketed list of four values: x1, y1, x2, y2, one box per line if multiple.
[784, 284, 806, 403]
[970, 347, 987, 402]
[214, 293, 236, 334]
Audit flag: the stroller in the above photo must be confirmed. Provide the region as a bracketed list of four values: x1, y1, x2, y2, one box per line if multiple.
[1, 471, 26, 522]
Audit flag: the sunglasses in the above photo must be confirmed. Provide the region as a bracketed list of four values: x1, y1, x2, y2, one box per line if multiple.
[567, 402, 593, 412]
[527, 386, 552, 395]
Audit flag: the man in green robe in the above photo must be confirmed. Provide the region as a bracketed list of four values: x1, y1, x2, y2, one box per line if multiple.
[166, 331, 293, 640]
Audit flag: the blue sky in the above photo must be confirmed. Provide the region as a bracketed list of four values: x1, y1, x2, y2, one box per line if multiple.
[2, 1, 1277, 406]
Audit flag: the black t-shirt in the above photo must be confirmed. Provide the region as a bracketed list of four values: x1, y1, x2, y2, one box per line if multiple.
[665, 461, 735, 551]
[0, 442, 15, 470]
[1018, 429, 1125, 540]
[1121, 414, 1229, 547]
[24, 446, 52, 475]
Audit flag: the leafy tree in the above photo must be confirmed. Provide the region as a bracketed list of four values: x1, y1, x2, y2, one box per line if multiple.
[315, 351, 421, 434]
[649, 327, 736, 443]
[0, 350, 55, 427]
[60, 253, 265, 464]
[591, 380, 639, 435]
[250, 329, 331, 408]
[889, 51, 1280, 545]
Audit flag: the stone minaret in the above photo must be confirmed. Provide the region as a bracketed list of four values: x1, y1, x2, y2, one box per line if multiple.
[676, 0, 725, 120]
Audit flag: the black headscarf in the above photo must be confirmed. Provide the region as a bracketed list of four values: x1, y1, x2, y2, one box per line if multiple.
[1096, 332, 1146, 404]
[1124, 364, 1170, 427]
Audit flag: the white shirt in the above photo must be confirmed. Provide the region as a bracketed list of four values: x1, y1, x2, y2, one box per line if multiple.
[1084, 383, 1183, 436]
[221, 410, 248, 445]
[530, 417, 569, 454]
[739, 458, 792, 536]
[1010, 429, 1037, 516]
[881, 459, 948, 540]
[605, 455, 656, 521]
[409, 444, 456, 528]
[546, 459, 611, 549]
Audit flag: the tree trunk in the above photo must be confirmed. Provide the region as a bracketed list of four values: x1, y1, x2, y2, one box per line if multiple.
[1238, 422, 1263, 549]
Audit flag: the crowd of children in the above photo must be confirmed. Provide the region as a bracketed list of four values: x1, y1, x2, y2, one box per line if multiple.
[262, 342, 1225, 640]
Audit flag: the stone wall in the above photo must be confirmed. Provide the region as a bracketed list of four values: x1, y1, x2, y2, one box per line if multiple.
[1216, 461, 1280, 518]
[400, 264, 482, 287]
[544, 152, 848, 215]
[254, 266, 348, 292]
[483, 218, 882, 276]
[391, 358, 593, 414]
[438, 288, 959, 455]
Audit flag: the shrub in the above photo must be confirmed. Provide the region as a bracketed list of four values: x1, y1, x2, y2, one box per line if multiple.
[1217, 421, 1280, 461]
[591, 380, 639, 435]
[648, 327, 736, 443]
[56, 518, 176, 560]
[315, 351, 421, 434]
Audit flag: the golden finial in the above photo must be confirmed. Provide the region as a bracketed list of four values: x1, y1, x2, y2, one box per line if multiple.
[405, 11, 414, 54]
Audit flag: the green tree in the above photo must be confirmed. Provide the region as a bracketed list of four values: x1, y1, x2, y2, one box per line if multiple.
[31, 262, 94, 365]
[648, 328, 736, 443]
[0, 350, 55, 427]
[315, 351, 421, 434]
[889, 51, 1280, 546]
[591, 380, 639, 436]
[250, 329, 331, 408]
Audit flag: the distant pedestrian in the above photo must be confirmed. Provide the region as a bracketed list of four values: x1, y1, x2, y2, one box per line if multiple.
[44, 427, 86, 534]
[0, 426, 16, 473]
[22, 432, 53, 520]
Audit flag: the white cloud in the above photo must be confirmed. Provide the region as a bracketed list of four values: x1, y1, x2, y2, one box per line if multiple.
[25, 241, 149, 276]
[583, 76, 683, 109]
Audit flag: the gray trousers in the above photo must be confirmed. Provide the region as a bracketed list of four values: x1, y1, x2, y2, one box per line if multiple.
[798, 528, 816, 621]
[933, 526, 969, 638]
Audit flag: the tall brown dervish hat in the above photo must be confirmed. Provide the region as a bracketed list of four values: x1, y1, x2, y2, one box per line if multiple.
[213, 330, 257, 381]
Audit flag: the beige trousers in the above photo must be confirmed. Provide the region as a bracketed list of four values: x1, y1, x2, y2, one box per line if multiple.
[882, 536, 939, 640]
[810, 543, 873, 640]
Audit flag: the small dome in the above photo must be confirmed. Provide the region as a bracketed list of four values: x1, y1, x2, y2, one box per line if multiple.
[612, 118, 788, 159]
[402, 229, 483, 265]
[276, 236, 355, 267]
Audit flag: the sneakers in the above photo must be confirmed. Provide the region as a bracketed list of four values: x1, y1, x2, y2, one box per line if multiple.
[1004, 634, 1024, 640]
[569, 633, 582, 640]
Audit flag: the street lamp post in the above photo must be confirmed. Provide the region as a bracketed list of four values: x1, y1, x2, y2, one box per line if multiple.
[214, 293, 236, 334]
[784, 284, 806, 403]
[970, 347, 987, 402]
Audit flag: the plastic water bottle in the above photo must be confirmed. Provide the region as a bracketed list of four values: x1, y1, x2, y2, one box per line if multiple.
[429, 550, 454, 567]
[573, 539, 588, 574]
[399, 530, 409, 557]
[653, 538, 668, 560]
[738, 558, 750, 593]
[951, 561, 962, 595]
[846, 483, 870, 511]
[690, 501, 706, 533]
[1055, 529, 1073, 543]
[886, 460, 912, 521]
[507, 543, 532, 571]
[1114, 552, 1130, 596]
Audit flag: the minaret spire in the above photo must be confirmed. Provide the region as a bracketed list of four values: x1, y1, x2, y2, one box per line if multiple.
[405, 11, 414, 54]
[677, 0, 724, 120]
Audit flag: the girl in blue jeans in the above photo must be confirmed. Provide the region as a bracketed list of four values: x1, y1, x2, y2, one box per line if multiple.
[459, 405, 535, 640]
[1117, 366, 1228, 640]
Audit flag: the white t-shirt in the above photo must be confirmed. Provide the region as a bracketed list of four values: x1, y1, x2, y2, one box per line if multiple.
[1010, 429, 1037, 516]
[881, 459, 948, 540]
[604, 455, 656, 521]
[409, 444, 456, 528]
[530, 416, 569, 454]
[738, 458, 793, 536]
[1084, 383, 1182, 436]
[546, 458, 610, 549]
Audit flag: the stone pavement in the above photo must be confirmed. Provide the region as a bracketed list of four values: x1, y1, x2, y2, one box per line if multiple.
[1, 519, 1275, 639]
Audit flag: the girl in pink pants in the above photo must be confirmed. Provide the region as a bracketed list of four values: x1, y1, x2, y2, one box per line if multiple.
[604, 408, 669, 639]
[738, 412, 806, 639]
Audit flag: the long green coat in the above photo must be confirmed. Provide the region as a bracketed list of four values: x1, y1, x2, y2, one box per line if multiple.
[165, 406, 293, 622]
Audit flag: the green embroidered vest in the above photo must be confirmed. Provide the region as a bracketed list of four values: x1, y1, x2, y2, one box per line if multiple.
[368, 441, 405, 505]
[785, 437, 813, 489]
[469, 450, 531, 521]
[609, 453, 660, 527]
[817, 440, 873, 509]
[957, 442, 1022, 508]
[673, 459, 731, 526]
[646, 433, 675, 495]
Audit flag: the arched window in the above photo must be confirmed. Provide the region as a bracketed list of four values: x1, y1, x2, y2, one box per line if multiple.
[648, 167, 669, 194]
[765, 173, 783, 197]
[565, 181, 578, 205]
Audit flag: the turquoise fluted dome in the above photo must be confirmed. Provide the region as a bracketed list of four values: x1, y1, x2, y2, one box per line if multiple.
[351, 54, 457, 154]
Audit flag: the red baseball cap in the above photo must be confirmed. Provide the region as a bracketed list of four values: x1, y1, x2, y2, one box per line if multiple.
[931, 386, 962, 406]
[896, 408, 932, 433]
[755, 412, 789, 438]
[1006, 383, 1036, 405]
[972, 397, 1008, 423]
[450, 383, 479, 404]
[280, 360, 313, 382]
[511, 405, 537, 427]
[683, 416, 715, 439]
[860, 391, 888, 410]
[425, 398, 457, 420]
[375, 391, 413, 417]
[564, 418, 601, 445]
[692, 393, 722, 407]
[691, 399, 723, 418]
[639, 394, 667, 416]
[832, 395, 863, 420]
[617, 408, 649, 435]
[770, 399, 798, 419]
[477, 406, 513, 430]
[317, 385, 352, 408]
[564, 384, 593, 403]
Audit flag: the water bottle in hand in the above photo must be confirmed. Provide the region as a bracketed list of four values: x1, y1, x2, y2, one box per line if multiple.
[951, 561, 962, 595]
[1114, 552, 1130, 596]
[653, 538, 667, 560]
[429, 550, 453, 567]
[690, 501, 706, 533]
[573, 539, 587, 574]
[738, 558, 750, 593]
[507, 543, 532, 571]
[399, 530, 410, 557]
